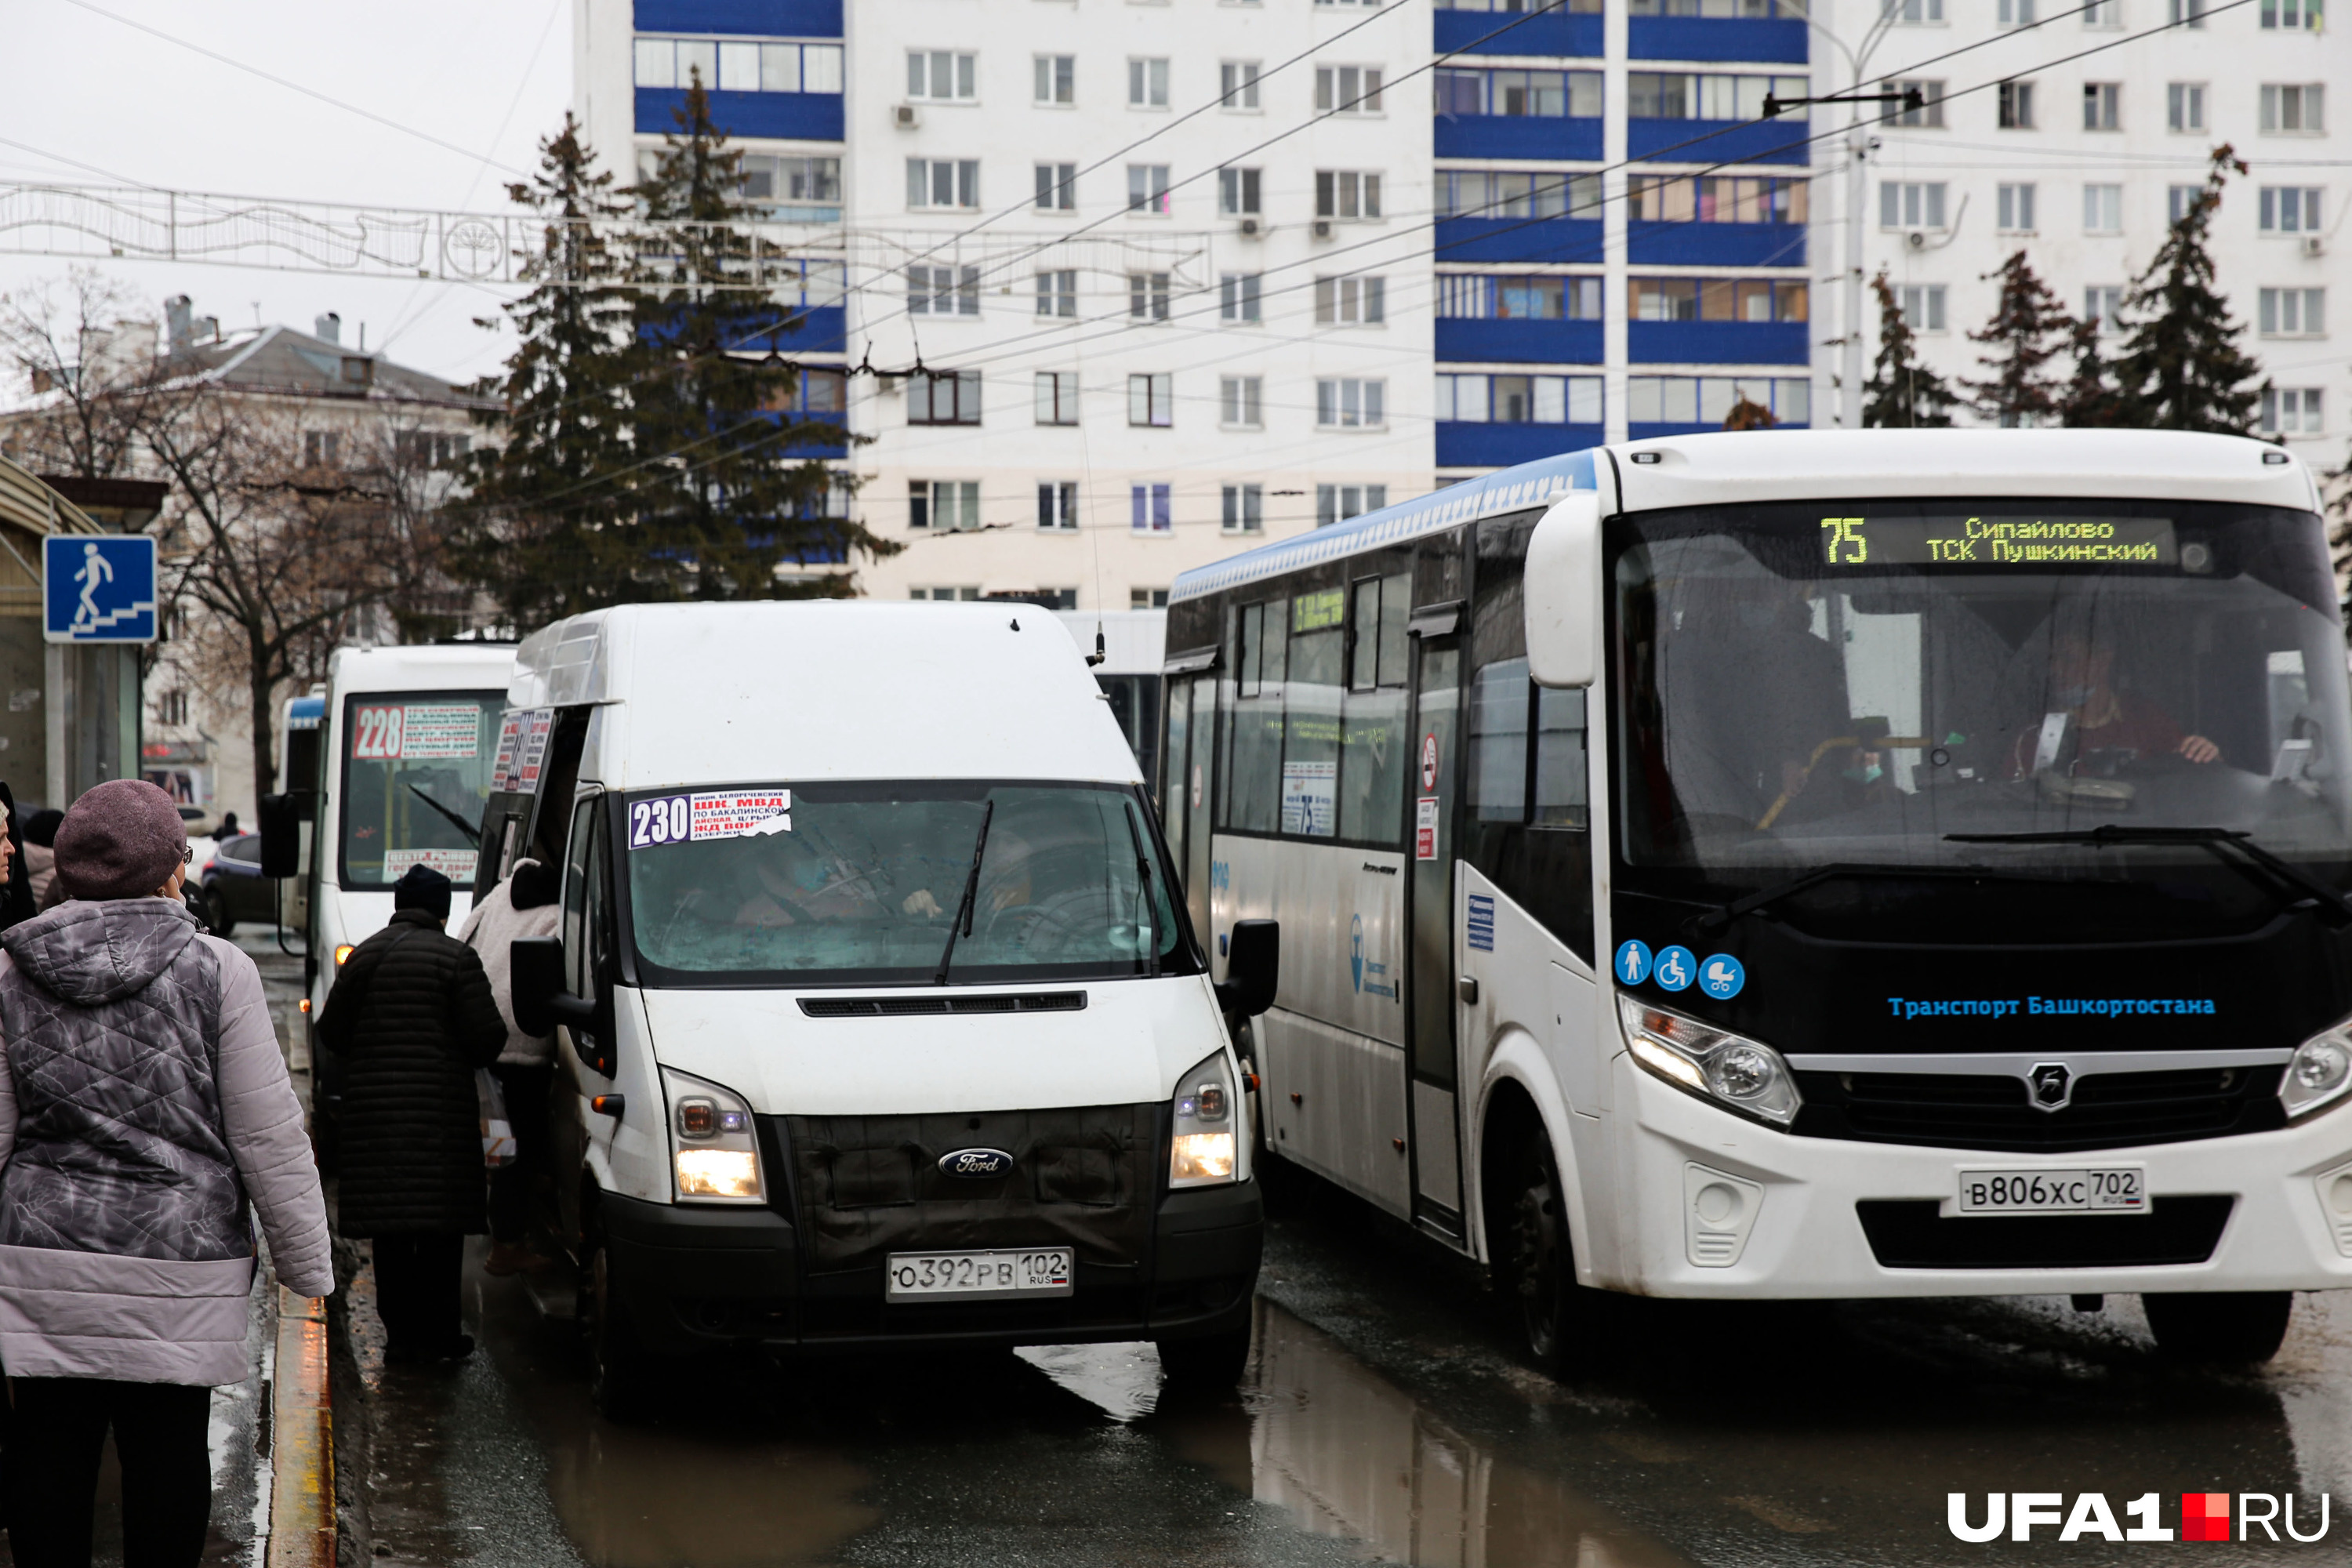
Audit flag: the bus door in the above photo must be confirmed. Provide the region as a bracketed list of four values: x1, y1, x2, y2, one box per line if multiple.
[1406, 624, 1465, 1225]
[1159, 670, 1216, 949]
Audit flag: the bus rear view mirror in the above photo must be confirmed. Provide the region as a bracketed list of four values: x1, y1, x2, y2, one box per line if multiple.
[257, 793, 302, 879]
[1526, 491, 1602, 690]
[1217, 919, 1279, 1017]
[510, 937, 568, 1037]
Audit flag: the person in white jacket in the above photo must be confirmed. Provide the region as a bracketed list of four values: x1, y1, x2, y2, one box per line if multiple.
[458, 857, 562, 1277]
[0, 779, 331, 1568]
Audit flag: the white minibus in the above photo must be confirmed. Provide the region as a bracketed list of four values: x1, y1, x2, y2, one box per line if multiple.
[490, 603, 1272, 1417]
[1164, 429, 2352, 1368]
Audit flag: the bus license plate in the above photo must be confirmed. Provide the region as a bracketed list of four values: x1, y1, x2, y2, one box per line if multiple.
[885, 1248, 1073, 1301]
[1955, 1168, 2147, 1215]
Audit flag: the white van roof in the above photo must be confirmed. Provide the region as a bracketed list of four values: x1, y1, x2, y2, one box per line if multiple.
[511, 602, 1142, 791]
[326, 642, 517, 693]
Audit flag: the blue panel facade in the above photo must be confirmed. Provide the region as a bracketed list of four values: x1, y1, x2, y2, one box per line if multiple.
[1627, 221, 1806, 267]
[1436, 216, 1604, 264]
[637, 87, 843, 141]
[782, 412, 848, 459]
[1436, 319, 1603, 365]
[1629, 419, 1807, 441]
[743, 305, 847, 354]
[634, 0, 841, 36]
[1628, 321, 1810, 364]
[1433, 117, 1604, 162]
[1628, 117, 1809, 165]
[1436, 423, 1605, 469]
[1627, 16, 1808, 62]
[1432, 10, 1603, 58]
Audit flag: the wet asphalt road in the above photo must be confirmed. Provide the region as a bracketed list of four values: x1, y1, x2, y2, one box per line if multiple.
[347, 1162, 2352, 1568]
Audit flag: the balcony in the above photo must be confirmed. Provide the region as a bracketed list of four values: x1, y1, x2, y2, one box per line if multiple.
[1436, 319, 1602, 365]
[1628, 321, 1811, 364]
[1628, 16, 1808, 62]
[1436, 423, 1605, 469]
[1434, 9, 1603, 58]
[1628, 117, 1808, 165]
[636, 87, 843, 142]
[1626, 220, 1806, 267]
[1436, 216, 1604, 264]
[1434, 116, 1604, 162]
[635, 0, 842, 35]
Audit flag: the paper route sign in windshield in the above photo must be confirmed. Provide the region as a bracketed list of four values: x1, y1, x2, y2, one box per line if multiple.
[1820, 515, 2178, 568]
[629, 788, 792, 849]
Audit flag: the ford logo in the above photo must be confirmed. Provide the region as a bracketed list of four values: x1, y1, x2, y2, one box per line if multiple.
[939, 1147, 1014, 1179]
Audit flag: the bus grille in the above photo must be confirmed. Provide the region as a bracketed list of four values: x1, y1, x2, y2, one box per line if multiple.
[798, 992, 1087, 1018]
[1857, 1196, 2235, 1269]
[1790, 1065, 2285, 1153]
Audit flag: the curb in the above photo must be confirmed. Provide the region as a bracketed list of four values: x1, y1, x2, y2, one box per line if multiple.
[267, 1286, 336, 1568]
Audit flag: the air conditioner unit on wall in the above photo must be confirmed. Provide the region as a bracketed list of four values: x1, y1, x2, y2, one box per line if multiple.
[1239, 216, 1261, 237]
[894, 103, 920, 129]
[1312, 219, 1333, 239]
[2303, 234, 2327, 258]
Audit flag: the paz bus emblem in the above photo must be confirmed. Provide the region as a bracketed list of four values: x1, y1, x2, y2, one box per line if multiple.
[2028, 1063, 2073, 1111]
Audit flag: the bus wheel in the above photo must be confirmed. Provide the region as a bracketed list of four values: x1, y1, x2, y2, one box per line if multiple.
[2143, 1291, 2293, 1365]
[1157, 1328, 1251, 1392]
[586, 1242, 658, 1422]
[1509, 1134, 1598, 1376]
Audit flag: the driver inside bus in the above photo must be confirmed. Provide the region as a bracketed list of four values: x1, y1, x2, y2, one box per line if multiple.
[899, 824, 1036, 922]
[731, 829, 890, 928]
[2012, 628, 2223, 774]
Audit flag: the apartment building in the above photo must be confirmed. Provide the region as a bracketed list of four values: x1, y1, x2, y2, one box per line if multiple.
[1846, 0, 2345, 448]
[574, 0, 1818, 608]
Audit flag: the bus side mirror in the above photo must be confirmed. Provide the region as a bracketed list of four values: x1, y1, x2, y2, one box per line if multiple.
[1216, 919, 1279, 1018]
[257, 793, 302, 879]
[1525, 490, 1602, 690]
[510, 937, 567, 1037]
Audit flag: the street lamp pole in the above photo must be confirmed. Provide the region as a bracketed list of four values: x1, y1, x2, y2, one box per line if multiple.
[1787, 3, 1898, 426]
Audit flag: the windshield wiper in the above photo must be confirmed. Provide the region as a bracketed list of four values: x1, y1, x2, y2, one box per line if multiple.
[932, 799, 995, 985]
[1945, 825, 2352, 920]
[1692, 863, 2042, 935]
[405, 782, 482, 846]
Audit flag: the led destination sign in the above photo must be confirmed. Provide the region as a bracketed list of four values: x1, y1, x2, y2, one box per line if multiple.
[1820, 515, 2178, 568]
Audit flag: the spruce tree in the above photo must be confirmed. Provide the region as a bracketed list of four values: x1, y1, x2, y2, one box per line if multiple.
[626, 72, 887, 600]
[2111, 146, 2262, 434]
[2058, 317, 2129, 427]
[1860, 271, 1958, 428]
[1962, 251, 2074, 426]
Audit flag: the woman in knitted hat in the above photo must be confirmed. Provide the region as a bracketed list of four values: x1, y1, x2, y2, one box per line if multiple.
[0, 778, 332, 1566]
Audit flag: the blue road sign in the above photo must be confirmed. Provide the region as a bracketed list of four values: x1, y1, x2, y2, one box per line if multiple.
[44, 535, 158, 644]
[1614, 939, 1653, 985]
[1699, 953, 1747, 1000]
[1653, 945, 1697, 993]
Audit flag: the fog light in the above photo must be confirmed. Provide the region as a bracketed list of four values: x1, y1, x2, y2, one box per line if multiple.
[1171, 1131, 1235, 1183]
[2282, 1022, 2352, 1119]
[676, 1149, 760, 1198]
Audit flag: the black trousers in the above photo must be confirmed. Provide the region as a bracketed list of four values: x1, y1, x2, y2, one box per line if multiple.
[489, 1062, 554, 1243]
[5, 1376, 212, 1568]
[372, 1232, 466, 1352]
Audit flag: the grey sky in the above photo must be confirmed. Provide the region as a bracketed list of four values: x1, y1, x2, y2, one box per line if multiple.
[1, 0, 574, 385]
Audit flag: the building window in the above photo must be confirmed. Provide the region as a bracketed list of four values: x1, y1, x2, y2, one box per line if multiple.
[303, 430, 340, 467]
[1221, 273, 1263, 323]
[1625, 72, 1808, 120]
[2261, 0, 2323, 27]
[1880, 181, 1949, 229]
[1316, 485, 1387, 528]
[908, 51, 977, 102]
[909, 480, 981, 532]
[1129, 372, 1174, 426]
[1880, 0, 1944, 19]
[1128, 57, 1170, 108]
[1129, 272, 1171, 322]
[1316, 172, 1383, 220]
[1436, 274, 1604, 320]
[2261, 387, 2324, 433]
[1132, 588, 1171, 609]
[1315, 66, 1386, 113]
[1127, 165, 1171, 214]
[1998, 0, 2035, 22]
[739, 154, 841, 220]
[2085, 285, 2125, 332]
[1438, 171, 1602, 220]
[1626, 174, 1807, 223]
[1222, 484, 1264, 532]
[1221, 61, 1261, 108]
[1629, 277, 1808, 321]
[1997, 182, 2037, 231]
[2168, 0, 2206, 23]
[393, 430, 472, 468]
[908, 264, 979, 317]
[1314, 275, 1388, 325]
[1628, 376, 1810, 425]
[2168, 82, 2206, 132]
[912, 586, 982, 601]
[909, 371, 982, 425]
[2083, 183, 2123, 234]
[1316, 379, 1386, 428]
[2259, 288, 2326, 336]
[908, 158, 980, 210]
[1038, 481, 1080, 529]
[2083, 82, 2121, 130]
[1035, 163, 1076, 212]
[1036, 270, 1077, 318]
[1896, 284, 1947, 332]
[1883, 78, 1945, 127]
[2262, 84, 2326, 132]
[633, 38, 843, 94]
[1220, 376, 1262, 426]
[1219, 168, 1262, 216]
[2263, 188, 2324, 233]
[1034, 55, 1075, 105]
[1035, 371, 1080, 425]
[1436, 373, 1603, 424]
[158, 689, 189, 727]
[1998, 81, 2035, 129]
[1131, 484, 1173, 533]
[2083, 0, 2120, 25]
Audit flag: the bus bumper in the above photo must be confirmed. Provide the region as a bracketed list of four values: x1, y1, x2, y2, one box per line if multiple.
[1598, 1053, 2352, 1298]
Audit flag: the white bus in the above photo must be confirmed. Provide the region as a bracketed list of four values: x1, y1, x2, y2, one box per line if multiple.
[1164, 429, 2352, 1368]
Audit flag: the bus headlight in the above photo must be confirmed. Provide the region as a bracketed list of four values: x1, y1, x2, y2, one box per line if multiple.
[2282, 1022, 2352, 1120]
[1618, 995, 1802, 1127]
[663, 1067, 764, 1201]
[1170, 1049, 1240, 1188]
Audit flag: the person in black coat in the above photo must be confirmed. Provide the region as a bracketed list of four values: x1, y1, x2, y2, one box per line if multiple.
[318, 865, 506, 1363]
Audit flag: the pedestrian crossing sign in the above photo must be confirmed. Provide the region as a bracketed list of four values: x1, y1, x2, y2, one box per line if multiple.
[43, 534, 158, 644]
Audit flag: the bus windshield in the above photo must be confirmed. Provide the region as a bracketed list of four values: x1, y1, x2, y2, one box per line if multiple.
[338, 691, 505, 890]
[1612, 498, 2352, 905]
[624, 781, 1195, 986]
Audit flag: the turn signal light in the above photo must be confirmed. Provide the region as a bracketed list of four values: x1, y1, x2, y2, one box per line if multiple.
[333, 944, 354, 967]
[297, 997, 311, 1014]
